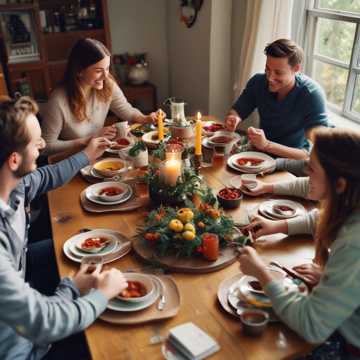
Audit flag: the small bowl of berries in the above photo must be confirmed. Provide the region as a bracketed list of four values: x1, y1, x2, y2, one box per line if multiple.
[217, 187, 243, 209]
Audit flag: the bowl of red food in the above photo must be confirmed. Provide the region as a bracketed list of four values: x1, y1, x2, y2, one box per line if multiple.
[202, 121, 225, 136]
[117, 273, 155, 303]
[91, 181, 130, 202]
[208, 131, 237, 154]
[110, 137, 133, 150]
[217, 187, 243, 209]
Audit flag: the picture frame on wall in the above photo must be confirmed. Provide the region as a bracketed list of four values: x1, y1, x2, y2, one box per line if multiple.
[0, 10, 40, 64]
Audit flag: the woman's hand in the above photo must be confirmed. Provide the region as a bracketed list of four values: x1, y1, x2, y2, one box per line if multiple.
[292, 263, 322, 287]
[242, 216, 288, 240]
[96, 125, 117, 139]
[94, 268, 128, 300]
[237, 246, 272, 286]
[247, 127, 269, 151]
[241, 179, 274, 196]
[225, 114, 241, 131]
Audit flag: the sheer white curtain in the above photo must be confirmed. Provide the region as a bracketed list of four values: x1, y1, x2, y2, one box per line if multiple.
[233, 0, 294, 99]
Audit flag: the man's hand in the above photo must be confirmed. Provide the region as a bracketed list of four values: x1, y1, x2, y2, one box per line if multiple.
[72, 265, 99, 296]
[247, 127, 269, 151]
[225, 114, 241, 131]
[94, 268, 128, 300]
[83, 137, 109, 163]
[242, 216, 288, 240]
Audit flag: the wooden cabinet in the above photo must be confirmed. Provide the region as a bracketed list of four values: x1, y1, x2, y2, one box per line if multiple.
[0, 0, 111, 100]
[120, 82, 157, 114]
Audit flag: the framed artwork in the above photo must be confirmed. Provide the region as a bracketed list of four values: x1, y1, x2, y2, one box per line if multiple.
[0, 10, 40, 63]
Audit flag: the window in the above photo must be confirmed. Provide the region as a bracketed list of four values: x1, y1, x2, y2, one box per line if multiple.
[305, 0, 360, 123]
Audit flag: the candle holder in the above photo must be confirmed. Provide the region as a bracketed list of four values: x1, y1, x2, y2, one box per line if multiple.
[193, 154, 202, 174]
[165, 143, 184, 161]
[147, 164, 202, 207]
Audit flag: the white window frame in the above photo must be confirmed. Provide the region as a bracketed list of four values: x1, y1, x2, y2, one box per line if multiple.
[304, 0, 360, 123]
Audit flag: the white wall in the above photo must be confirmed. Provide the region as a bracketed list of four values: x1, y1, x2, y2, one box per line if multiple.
[107, 0, 169, 107]
[167, 0, 211, 116]
[108, 0, 248, 120]
[208, 0, 233, 119]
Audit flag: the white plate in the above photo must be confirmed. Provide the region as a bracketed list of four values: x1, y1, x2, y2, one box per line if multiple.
[71, 234, 118, 257]
[227, 276, 278, 322]
[227, 152, 275, 174]
[107, 276, 160, 312]
[142, 130, 170, 148]
[236, 274, 308, 309]
[85, 182, 133, 206]
[258, 199, 305, 220]
[63, 229, 131, 264]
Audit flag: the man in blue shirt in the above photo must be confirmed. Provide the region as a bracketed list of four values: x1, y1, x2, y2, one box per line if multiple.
[225, 39, 328, 159]
[0, 97, 127, 359]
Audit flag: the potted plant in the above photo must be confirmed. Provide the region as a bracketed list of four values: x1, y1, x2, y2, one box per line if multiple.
[128, 141, 148, 168]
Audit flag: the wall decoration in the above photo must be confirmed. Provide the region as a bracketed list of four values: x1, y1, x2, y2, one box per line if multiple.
[179, 0, 203, 28]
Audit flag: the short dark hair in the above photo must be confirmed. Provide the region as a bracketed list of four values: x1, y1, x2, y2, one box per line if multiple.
[0, 96, 38, 167]
[264, 39, 304, 67]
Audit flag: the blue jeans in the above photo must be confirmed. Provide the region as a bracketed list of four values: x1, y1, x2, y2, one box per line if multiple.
[25, 238, 59, 295]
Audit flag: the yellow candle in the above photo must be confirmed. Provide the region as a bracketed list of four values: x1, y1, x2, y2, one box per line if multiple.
[157, 109, 165, 141]
[195, 111, 202, 155]
[164, 159, 182, 186]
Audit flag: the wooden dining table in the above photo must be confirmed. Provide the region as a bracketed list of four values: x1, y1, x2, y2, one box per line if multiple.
[48, 140, 315, 359]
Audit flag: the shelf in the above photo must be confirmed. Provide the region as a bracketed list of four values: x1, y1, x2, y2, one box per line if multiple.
[8, 61, 45, 71]
[0, 0, 111, 99]
[43, 28, 105, 38]
[0, 4, 36, 12]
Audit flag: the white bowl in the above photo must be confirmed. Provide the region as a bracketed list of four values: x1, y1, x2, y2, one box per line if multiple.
[93, 181, 130, 202]
[74, 230, 118, 255]
[117, 273, 155, 303]
[92, 158, 127, 178]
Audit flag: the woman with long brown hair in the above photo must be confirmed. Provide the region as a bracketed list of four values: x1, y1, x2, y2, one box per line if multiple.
[41, 38, 155, 155]
[238, 127, 360, 358]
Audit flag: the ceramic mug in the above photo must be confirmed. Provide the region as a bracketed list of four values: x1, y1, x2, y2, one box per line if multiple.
[115, 121, 129, 138]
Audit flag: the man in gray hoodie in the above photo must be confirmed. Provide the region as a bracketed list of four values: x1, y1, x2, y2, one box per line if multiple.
[0, 97, 127, 359]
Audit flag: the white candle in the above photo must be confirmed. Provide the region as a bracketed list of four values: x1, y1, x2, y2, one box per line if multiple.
[164, 159, 182, 186]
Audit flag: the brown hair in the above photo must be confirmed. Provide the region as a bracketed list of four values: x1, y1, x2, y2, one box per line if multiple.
[264, 39, 304, 67]
[0, 96, 38, 167]
[62, 38, 114, 121]
[313, 128, 360, 266]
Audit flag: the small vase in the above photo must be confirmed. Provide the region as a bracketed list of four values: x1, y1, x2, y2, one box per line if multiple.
[132, 148, 148, 168]
[128, 63, 149, 85]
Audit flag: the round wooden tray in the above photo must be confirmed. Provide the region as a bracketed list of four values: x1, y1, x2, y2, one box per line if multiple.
[132, 237, 238, 273]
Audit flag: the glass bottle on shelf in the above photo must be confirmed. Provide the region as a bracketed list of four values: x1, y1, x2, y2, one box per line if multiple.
[16, 73, 32, 97]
